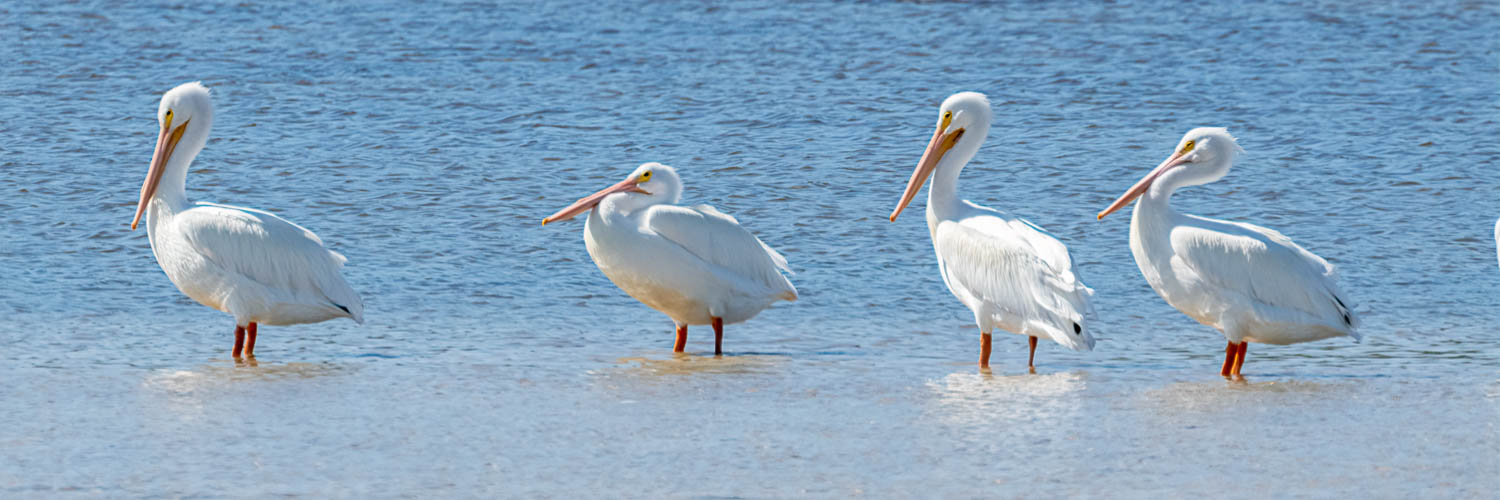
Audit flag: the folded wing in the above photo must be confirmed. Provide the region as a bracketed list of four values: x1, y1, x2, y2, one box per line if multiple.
[1168, 219, 1356, 336]
[644, 204, 797, 301]
[934, 213, 1094, 349]
[173, 202, 365, 322]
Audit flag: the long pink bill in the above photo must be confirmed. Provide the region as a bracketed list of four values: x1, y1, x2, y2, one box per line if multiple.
[890, 125, 961, 222]
[1096, 150, 1188, 220]
[541, 177, 647, 225]
[131, 120, 189, 230]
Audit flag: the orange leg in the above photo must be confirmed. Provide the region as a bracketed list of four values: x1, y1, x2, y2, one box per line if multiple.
[232, 325, 245, 358]
[979, 333, 992, 369]
[1220, 341, 1236, 377]
[673, 324, 687, 353]
[712, 317, 724, 356]
[1231, 342, 1248, 379]
[244, 322, 258, 358]
[1027, 336, 1038, 373]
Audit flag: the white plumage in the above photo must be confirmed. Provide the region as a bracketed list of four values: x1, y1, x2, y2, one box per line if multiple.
[1154, 218, 1355, 343]
[544, 163, 795, 354]
[1098, 127, 1357, 378]
[150, 203, 364, 326]
[890, 92, 1095, 370]
[933, 212, 1094, 351]
[131, 82, 363, 358]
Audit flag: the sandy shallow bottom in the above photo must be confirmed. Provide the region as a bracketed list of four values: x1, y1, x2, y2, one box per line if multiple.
[2, 326, 1496, 499]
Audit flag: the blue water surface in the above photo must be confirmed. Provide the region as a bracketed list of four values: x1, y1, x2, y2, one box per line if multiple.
[2, 1, 1497, 498]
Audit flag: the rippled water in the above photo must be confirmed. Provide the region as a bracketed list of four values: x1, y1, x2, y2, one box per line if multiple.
[3, 1, 1498, 498]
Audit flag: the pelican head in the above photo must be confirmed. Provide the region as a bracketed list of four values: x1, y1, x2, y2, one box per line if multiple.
[132, 82, 214, 230]
[890, 91, 993, 222]
[542, 162, 683, 225]
[1097, 127, 1242, 220]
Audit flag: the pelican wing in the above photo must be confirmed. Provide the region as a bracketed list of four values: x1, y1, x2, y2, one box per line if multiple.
[643, 204, 797, 300]
[172, 202, 364, 321]
[933, 213, 1094, 349]
[1168, 218, 1356, 334]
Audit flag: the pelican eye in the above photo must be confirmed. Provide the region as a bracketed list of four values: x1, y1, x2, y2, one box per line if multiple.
[941, 111, 953, 129]
[164, 109, 174, 127]
[639, 171, 652, 182]
[1181, 140, 1196, 154]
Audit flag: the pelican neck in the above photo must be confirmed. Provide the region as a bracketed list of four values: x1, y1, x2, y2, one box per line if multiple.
[153, 118, 216, 217]
[925, 161, 966, 220]
[1128, 185, 1182, 264]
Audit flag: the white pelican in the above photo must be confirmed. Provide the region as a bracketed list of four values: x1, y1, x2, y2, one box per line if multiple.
[131, 82, 364, 358]
[1097, 127, 1359, 378]
[889, 92, 1095, 370]
[542, 163, 796, 355]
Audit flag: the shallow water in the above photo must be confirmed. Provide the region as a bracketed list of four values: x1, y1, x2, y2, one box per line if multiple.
[2, 0, 1498, 498]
